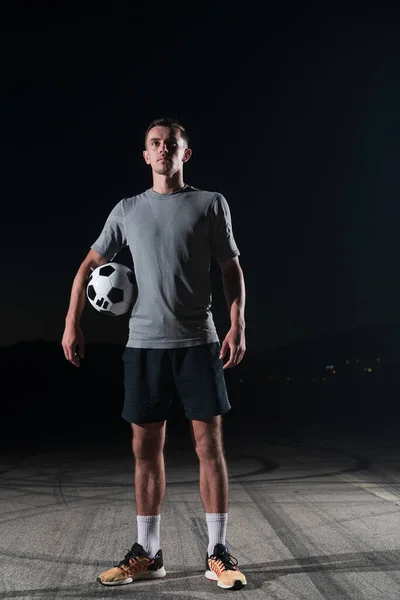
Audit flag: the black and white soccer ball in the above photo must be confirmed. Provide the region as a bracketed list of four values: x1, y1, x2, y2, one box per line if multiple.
[86, 262, 135, 316]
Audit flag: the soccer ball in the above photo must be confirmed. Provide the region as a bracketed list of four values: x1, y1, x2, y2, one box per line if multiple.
[86, 262, 135, 316]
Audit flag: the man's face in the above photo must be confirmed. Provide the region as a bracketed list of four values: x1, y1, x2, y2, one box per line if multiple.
[143, 126, 191, 175]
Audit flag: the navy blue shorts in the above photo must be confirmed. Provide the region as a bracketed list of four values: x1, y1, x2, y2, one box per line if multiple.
[122, 342, 231, 424]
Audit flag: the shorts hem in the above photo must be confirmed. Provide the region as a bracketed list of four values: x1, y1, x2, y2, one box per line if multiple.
[184, 407, 231, 420]
[122, 414, 168, 425]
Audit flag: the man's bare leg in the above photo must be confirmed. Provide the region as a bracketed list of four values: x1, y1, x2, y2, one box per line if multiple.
[190, 416, 229, 557]
[131, 421, 166, 557]
[190, 416, 228, 513]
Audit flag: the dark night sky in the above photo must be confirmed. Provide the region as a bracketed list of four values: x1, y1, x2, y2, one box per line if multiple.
[1, 2, 400, 351]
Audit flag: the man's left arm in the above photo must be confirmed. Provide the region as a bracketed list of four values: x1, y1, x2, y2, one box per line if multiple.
[218, 256, 246, 369]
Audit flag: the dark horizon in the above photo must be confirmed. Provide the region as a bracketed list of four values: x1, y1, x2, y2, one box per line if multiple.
[3, 323, 400, 453]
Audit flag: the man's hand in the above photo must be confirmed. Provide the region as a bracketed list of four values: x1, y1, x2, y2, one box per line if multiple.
[62, 325, 85, 367]
[219, 326, 246, 369]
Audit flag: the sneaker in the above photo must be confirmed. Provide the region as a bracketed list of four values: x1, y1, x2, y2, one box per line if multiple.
[97, 542, 166, 586]
[205, 543, 247, 590]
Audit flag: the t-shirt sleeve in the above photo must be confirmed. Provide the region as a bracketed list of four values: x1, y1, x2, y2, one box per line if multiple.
[90, 200, 127, 261]
[209, 194, 240, 262]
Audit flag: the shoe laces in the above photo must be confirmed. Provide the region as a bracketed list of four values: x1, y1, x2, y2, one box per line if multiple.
[210, 548, 238, 572]
[116, 548, 145, 570]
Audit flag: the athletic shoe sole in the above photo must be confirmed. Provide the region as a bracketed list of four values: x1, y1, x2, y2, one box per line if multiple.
[97, 567, 166, 586]
[205, 569, 246, 590]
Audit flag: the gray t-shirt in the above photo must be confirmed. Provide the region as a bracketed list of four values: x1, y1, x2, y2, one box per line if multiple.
[91, 185, 240, 348]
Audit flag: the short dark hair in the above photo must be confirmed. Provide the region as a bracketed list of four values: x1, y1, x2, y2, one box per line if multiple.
[144, 117, 189, 147]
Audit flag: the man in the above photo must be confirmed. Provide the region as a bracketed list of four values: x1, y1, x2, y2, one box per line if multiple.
[61, 117, 247, 590]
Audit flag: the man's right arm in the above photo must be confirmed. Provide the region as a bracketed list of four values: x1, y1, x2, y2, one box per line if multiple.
[62, 249, 107, 367]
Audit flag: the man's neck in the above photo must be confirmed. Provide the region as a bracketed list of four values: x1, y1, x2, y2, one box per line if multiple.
[152, 174, 186, 195]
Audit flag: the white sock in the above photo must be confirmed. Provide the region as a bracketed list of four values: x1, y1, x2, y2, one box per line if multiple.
[137, 514, 161, 558]
[206, 512, 228, 557]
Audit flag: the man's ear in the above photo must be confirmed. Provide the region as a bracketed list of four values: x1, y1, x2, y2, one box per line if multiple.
[143, 150, 151, 164]
[183, 148, 192, 163]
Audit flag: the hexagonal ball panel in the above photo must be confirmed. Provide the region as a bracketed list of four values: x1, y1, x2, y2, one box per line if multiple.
[94, 277, 112, 295]
[109, 270, 129, 289]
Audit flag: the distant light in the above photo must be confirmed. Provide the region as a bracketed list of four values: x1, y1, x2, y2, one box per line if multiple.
[377, 358, 381, 362]
[345, 360, 350, 364]
[332, 369, 336, 374]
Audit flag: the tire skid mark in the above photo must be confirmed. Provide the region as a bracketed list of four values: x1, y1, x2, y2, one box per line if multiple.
[242, 481, 361, 600]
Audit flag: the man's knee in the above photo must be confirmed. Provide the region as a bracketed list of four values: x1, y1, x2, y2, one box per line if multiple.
[191, 418, 224, 461]
[131, 421, 165, 460]
[195, 440, 224, 461]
